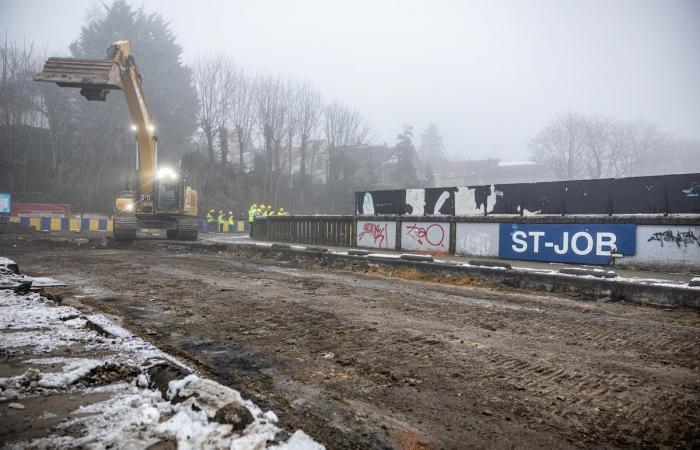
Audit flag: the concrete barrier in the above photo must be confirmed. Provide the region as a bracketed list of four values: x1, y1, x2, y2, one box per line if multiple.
[354, 215, 700, 269]
[183, 240, 700, 310]
[1, 215, 111, 232]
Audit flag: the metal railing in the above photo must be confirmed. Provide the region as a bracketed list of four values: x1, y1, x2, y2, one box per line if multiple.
[252, 215, 354, 247]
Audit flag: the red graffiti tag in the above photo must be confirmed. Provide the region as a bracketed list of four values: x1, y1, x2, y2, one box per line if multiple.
[405, 223, 445, 247]
[359, 222, 387, 247]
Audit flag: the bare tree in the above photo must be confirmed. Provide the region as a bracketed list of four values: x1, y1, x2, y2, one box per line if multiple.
[529, 112, 586, 180]
[228, 66, 255, 178]
[294, 80, 323, 184]
[531, 113, 680, 180]
[580, 115, 611, 179]
[254, 74, 288, 202]
[192, 55, 235, 165]
[323, 102, 371, 209]
[284, 78, 298, 189]
[0, 38, 45, 193]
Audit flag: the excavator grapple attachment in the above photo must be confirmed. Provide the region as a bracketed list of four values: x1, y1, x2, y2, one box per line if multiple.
[34, 57, 122, 101]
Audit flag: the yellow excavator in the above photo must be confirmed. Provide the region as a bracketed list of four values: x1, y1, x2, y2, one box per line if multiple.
[35, 40, 198, 241]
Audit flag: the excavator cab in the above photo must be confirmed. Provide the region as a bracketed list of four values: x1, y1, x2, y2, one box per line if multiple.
[35, 41, 198, 241]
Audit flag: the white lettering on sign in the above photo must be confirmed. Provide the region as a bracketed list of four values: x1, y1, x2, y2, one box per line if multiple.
[571, 232, 593, 255]
[530, 231, 544, 253]
[511, 231, 618, 256]
[596, 232, 617, 255]
[512, 230, 527, 252]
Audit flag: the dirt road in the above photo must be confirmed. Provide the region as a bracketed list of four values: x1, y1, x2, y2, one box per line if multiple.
[2, 237, 699, 449]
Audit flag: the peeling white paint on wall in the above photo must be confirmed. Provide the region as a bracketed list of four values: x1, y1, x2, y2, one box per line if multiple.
[455, 223, 499, 256]
[357, 220, 396, 249]
[432, 191, 450, 215]
[362, 193, 375, 215]
[486, 185, 501, 214]
[401, 222, 449, 252]
[405, 189, 425, 216]
[624, 225, 700, 266]
[517, 205, 542, 216]
[455, 186, 482, 216]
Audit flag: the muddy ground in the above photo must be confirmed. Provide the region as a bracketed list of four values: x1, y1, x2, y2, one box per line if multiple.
[1, 236, 699, 449]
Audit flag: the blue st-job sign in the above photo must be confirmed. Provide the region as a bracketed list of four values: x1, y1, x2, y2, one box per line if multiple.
[498, 223, 636, 265]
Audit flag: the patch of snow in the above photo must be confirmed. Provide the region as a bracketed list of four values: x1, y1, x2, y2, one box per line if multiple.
[27, 357, 103, 389]
[272, 431, 326, 450]
[367, 253, 400, 259]
[0, 268, 325, 450]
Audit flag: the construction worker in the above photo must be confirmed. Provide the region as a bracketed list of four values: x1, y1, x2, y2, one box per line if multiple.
[278, 208, 287, 216]
[248, 203, 257, 237]
[227, 211, 235, 233]
[267, 205, 276, 216]
[217, 210, 225, 233]
[261, 204, 269, 217]
[206, 209, 215, 234]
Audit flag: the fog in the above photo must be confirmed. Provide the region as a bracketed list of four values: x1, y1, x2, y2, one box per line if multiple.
[3, 0, 699, 160]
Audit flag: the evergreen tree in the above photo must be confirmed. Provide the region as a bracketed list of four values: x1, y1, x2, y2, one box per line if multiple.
[394, 125, 421, 187]
[66, 0, 198, 210]
[418, 123, 447, 175]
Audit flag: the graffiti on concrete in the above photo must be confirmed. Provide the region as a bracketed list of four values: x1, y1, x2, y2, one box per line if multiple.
[647, 229, 699, 248]
[682, 182, 698, 198]
[405, 223, 445, 247]
[359, 222, 388, 248]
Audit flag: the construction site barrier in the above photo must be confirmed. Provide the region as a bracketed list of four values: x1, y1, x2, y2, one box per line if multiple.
[252, 215, 354, 247]
[1, 216, 250, 234]
[253, 214, 700, 268]
[1, 216, 112, 232]
[197, 219, 248, 233]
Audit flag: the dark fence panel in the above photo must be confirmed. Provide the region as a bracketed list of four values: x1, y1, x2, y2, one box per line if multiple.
[356, 190, 407, 215]
[357, 173, 700, 216]
[424, 187, 457, 215]
[253, 216, 354, 247]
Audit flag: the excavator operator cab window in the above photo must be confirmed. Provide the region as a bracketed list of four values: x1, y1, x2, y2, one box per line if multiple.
[154, 167, 183, 211]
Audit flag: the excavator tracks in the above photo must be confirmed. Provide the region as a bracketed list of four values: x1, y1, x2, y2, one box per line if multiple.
[169, 217, 199, 241]
[112, 215, 137, 241]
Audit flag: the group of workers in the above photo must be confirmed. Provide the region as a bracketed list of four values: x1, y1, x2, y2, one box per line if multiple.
[204, 204, 289, 234]
[205, 209, 238, 233]
[247, 203, 287, 236]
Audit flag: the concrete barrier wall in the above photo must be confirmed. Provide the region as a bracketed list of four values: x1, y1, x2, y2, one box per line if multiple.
[356, 220, 396, 249]
[401, 221, 450, 253]
[455, 223, 499, 257]
[626, 225, 700, 266]
[1, 215, 111, 232]
[355, 215, 700, 267]
[1, 216, 249, 234]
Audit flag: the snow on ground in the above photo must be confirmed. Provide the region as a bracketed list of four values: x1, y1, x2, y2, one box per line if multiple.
[0, 264, 325, 450]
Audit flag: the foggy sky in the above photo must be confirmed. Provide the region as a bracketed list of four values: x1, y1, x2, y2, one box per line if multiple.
[3, 0, 699, 160]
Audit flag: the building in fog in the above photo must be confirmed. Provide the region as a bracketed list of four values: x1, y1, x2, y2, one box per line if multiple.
[436, 158, 555, 186]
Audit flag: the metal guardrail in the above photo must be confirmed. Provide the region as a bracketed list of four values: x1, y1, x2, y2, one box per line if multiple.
[252, 215, 354, 247]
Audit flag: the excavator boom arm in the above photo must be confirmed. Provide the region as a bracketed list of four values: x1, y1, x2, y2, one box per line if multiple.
[35, 40, 157, 203]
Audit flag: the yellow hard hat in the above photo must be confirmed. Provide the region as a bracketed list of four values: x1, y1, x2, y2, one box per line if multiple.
[279, 208, 285, 212]
[209, 209, 214, 212]
[252, 203, 256, 207]
[267, 205, 272, 209]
